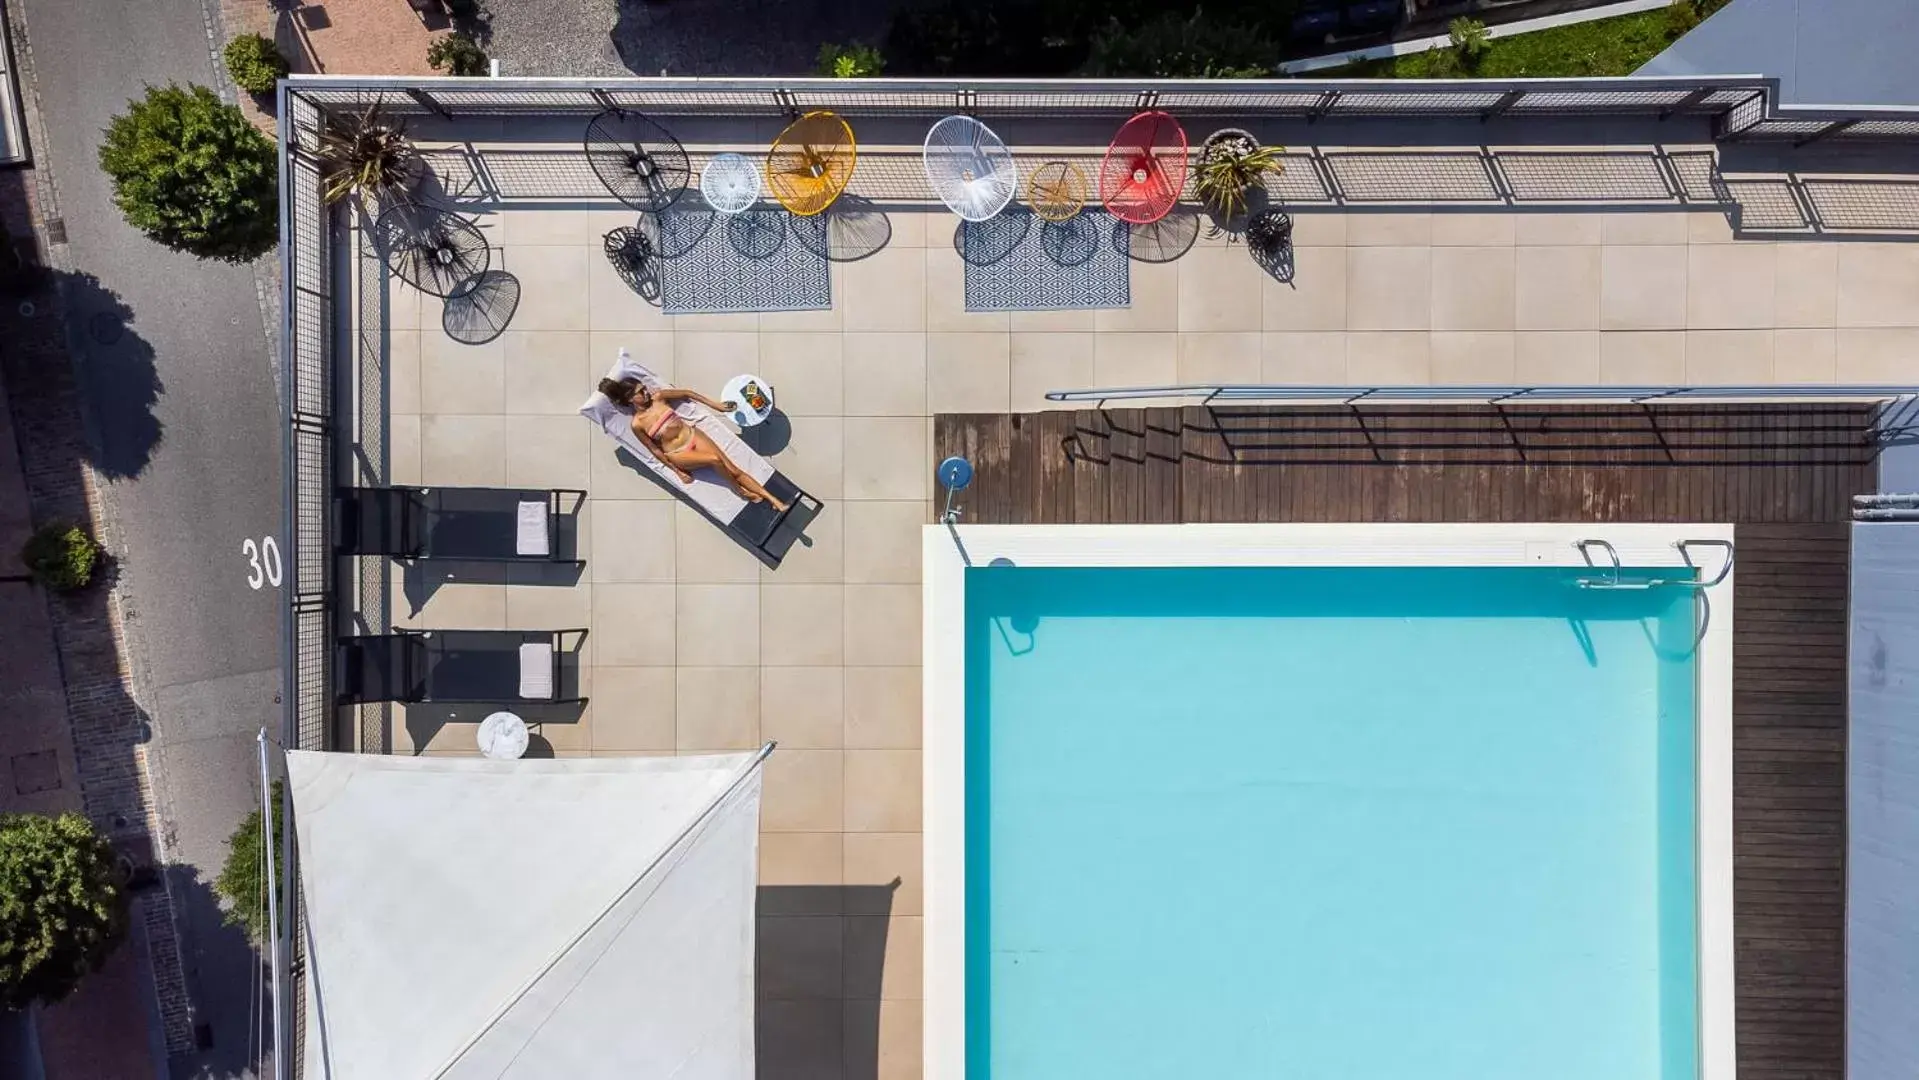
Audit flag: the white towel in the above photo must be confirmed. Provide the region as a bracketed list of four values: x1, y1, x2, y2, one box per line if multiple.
[518, 642, 554, 700]
[514, 500, 549, 557]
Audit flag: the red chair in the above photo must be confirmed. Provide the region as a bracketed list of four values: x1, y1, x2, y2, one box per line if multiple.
[1098, 111, 1189, 225]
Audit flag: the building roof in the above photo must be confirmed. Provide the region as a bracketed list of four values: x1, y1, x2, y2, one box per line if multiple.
[1639, 0, 1919, 107]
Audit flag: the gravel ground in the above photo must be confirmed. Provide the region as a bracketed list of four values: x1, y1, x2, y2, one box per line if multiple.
[484, 0, 906, 77]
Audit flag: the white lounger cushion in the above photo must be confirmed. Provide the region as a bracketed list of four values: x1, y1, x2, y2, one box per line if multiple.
[579, 348, 779, 526]
[515, 500, 549, 557]
[518, 641, 554, 700]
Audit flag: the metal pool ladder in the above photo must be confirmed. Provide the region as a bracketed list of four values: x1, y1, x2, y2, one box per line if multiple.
[1574, 538, 1733, 590]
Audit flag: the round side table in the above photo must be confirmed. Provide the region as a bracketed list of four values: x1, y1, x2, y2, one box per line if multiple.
[720, 373, 775, 428]
[477, 711, 530, 760]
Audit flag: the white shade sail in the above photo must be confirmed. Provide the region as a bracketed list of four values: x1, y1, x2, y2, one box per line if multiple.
[287, 748, 766, 1080]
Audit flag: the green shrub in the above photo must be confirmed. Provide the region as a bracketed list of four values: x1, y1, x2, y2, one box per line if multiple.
[97, 85, 277, 263]
[1449, 17, 1490, 70]
[1083, 10, 1273, 78]
[0, 813, 127, 1009]
[1663, 0, 1701, 37]
[214, 781, 283, 947]
[817, 41, 886, 77]
[427, 32, 490, 77]
[223, 33, 288, 95]
[19, 522, 100, 593]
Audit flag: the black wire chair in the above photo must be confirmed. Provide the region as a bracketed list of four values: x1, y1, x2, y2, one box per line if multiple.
[602, 227, 661, 304]
[1247, 210, 1296, 283]
[953, 209, 1033, 268]
[374, 202, 491, 298]
[1115, 206, 1201, 264]
[441, 270, 521, 345]
[584, 108, 691, 213]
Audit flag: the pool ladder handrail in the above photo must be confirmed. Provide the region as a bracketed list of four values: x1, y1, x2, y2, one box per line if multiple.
[1574, 538, 1733, 590]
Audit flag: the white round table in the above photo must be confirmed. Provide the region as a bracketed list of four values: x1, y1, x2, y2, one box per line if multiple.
[720, 373, 775, 428]
[700, 153, 762, 215]
[477, 711, 530, 760]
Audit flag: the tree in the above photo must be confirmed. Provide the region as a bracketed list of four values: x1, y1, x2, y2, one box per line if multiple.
[97, 84, 278, 263]
[427, 32, 490, 77]
[816, 42, 885, 77]
[0, 813, 128, 1009]
[214, 781, 282, 946]
[223, 33, 289, 95]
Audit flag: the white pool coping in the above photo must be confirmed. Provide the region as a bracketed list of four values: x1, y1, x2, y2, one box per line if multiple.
[922, 522, 1736, 1080]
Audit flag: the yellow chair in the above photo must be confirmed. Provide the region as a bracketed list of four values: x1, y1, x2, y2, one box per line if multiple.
[1028, 161, 1089, 223]
[766, 111, 857, 217]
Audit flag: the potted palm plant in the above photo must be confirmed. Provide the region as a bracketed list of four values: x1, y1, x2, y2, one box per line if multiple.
[317, 105, 421, 205]
[1195, 127, 1286, 227]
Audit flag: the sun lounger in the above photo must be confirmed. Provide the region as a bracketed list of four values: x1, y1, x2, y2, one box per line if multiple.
[580, 348, 820, 567]
[334, 628, 588, 705]
[334, 485, 585, 563]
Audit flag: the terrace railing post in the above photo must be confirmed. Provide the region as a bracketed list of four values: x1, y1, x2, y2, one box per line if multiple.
[1307, 91, 1341, 125]
[406, 88, 454, 120]
[1660, 87, 1716, 121]
[1795, 119, 1859, 148]
[1481, 90, 1524, 123]
[590, 88, 616, 110]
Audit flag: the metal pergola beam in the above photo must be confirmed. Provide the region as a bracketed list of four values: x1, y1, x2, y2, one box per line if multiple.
[1796, 119, 1860, 148]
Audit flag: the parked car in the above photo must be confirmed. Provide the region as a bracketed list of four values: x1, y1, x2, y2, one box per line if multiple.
[1292, 0, 1344, 42]
[1343, 0, 1406, 35]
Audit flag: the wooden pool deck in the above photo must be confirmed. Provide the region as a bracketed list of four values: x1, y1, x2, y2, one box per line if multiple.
[935, 403, 1871, 1080]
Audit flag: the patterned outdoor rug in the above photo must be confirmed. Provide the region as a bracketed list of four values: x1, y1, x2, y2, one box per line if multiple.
[656, 208, 832, 315]
[961, 209, 1130, 312]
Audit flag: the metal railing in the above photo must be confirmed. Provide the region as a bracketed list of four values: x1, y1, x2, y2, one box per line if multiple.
[1046, 383, 1919, 407]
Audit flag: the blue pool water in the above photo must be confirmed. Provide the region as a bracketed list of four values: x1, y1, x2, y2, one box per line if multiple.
[965, 566, 1698, 1080]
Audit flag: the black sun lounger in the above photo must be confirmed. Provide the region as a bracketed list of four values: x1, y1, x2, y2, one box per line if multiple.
[335, 628, 588, 706]
[334, 486, 585, 564]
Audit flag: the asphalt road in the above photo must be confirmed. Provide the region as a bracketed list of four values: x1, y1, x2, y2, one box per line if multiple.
[18, 0, 285, 1075]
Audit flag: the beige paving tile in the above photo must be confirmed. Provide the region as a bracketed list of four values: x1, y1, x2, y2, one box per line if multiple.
[763, 584, 846, 666]
[420, 331, 504, 414]
[388, 414, 421, 485]
[761, 667, 845, 749]
[1516, 246, 1601, 330]
[764, 504, 845, 584]
[770, 414, 846, 502]
[923, 246, 1009, 332]
[421, 415, 505, 486]
[1010, 306, 1095, 332]
[1010, 332, 1095, 411]
[845, 667, 920, 750]
[496, 208, 603, 247]
[884, 208, 932, 249]
[588, 667, 676, 751]
[1176, 332, 1262, 385]
[1515, 212, 1603, 246]
[844, 916, 922, 1006]
[759, 291, 843, 333]
[1345, 333, 1431, 384]
[1093, 332, 1177, 387]
[755, 332, 843, 417]
[1686, 244, 1776, 329]
[1287, 211, 1345, 247]
[843, 833, 922, 916]
[1773, 243, 1838, 329]
[1177, 245, 1263, 332]
[844, 751, 921, 833]
[841, 501, 925, 584]
[675, 332, 761, 398]
[1513, 331, 1602, 384]
[759, 914, 842, 999]
[1686, 211, 1737, 244]
[1600, 212, 1689, 245]
[927, 332, 1011, 412]
[1095, 259, 1177, 331]
[505, 577, 591, 634]
[1431, 212, 1516, 246]
[843, 247, 928, 332]
[676, 666, 761, 750]
[587, 425, 675, 501]
[589, 499, 676, 582]
[502, 331, 593, 415]
[759, 1000, 843, 1076]
[670, 502, 761, 583]
[1686, 330, 1773, 384]
[1837, 328, 1919, 382]
[845, 997, 922, 1080]
[386, 277, 426, 331]
[1430, 332, 1516, 383]
[590, 330, 674, 381]
[763, 748, 843, 832]
[400, 580, 507, 629]
[1836, 243, 1919, 328]
[388, 329, 421, 415]
[843, 333, 927, 417]
[1431, 247, 1516, 331]
[1346, 246, 1432, 331]
[503, 415, 590, 490]
[591, 584, 678, 666]
[1772, 328, 1838, 383]
[505, 245, 591, 331]
[845, 584, 921, 667]
[1345, 212, 1431, 246]
[1601, 245, 1688, 330]
[1260, 245, 1346, 333]
[672, 310, 760, 334]
[1261, 332, 1347, 382]
[1599, 331, 1687, 384]
[761, 831, 843, 887]
[845, 418, 930, 501]
[676, 583, 761, 666]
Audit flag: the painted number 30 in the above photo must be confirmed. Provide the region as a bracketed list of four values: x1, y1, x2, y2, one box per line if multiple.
[243, 537, 283, 590]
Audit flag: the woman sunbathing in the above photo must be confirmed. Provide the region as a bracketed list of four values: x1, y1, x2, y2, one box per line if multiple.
[597, 377, 789, 512]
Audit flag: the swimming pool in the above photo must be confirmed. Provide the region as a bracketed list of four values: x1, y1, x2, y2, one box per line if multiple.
[924, 525, 1736, 1080]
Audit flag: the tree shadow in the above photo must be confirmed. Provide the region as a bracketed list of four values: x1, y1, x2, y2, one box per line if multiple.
[56, 271, 164, 481]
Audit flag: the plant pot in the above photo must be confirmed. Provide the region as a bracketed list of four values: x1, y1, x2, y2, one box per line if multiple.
[1196, 128, 1264, 227]
[1199, 127, 1258, 167]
